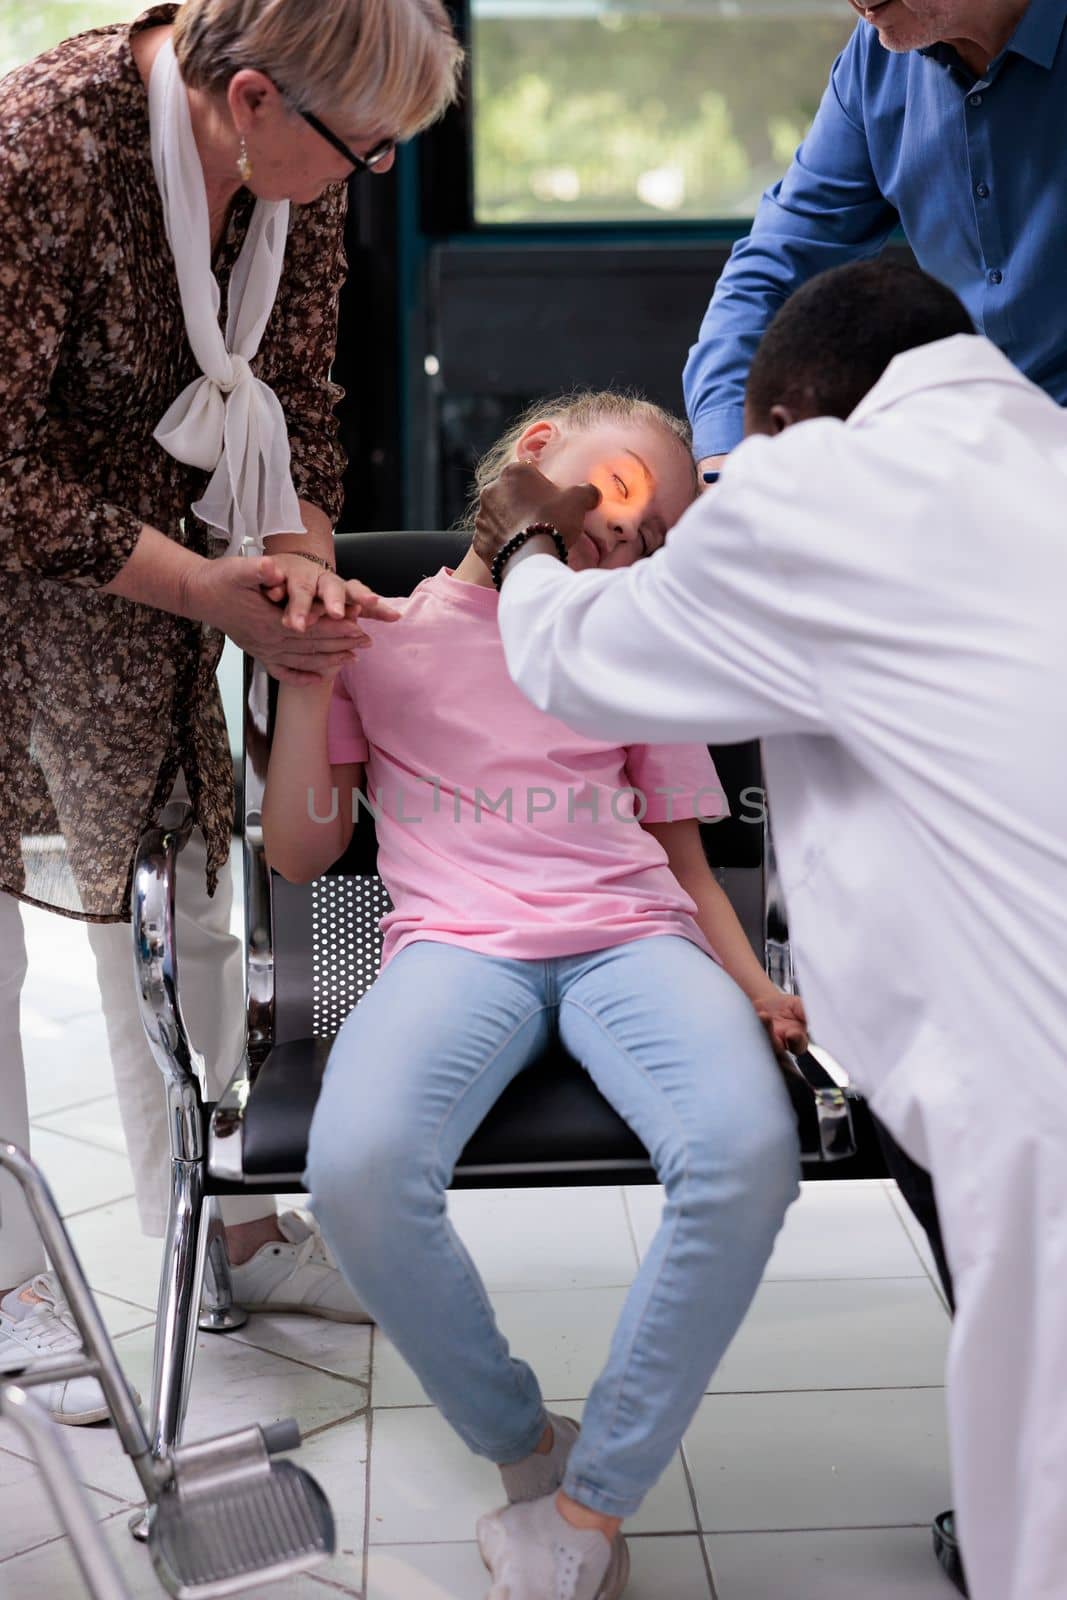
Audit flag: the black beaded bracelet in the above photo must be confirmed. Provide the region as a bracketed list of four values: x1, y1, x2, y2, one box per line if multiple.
[490, 523, 568, 590]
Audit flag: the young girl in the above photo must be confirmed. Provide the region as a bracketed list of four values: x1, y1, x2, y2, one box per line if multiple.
[263, 392, 804, 1600]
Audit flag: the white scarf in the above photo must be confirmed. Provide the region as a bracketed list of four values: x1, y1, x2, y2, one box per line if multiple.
[148, 38, 305, 555]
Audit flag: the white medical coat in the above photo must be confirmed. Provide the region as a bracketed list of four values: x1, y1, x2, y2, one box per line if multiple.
[497, 334, 1067, 1156]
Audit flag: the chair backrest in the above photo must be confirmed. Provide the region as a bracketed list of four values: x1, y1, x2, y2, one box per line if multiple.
[249, 530, 766, 1049]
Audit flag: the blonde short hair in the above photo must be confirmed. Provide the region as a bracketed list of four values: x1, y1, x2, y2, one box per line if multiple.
[173, 0, 463, 142]
[467, 390, 697, 525]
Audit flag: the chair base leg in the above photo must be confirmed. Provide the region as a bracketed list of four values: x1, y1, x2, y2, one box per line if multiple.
[197, 1304, 249, 1333]
[149, 1159, 209, 1461]
[198, 1223, 249, 1334]
[129, 1506, 152, 1544]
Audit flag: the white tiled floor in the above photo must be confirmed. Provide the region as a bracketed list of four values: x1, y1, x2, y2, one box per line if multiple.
[2, 900, 959, 1599]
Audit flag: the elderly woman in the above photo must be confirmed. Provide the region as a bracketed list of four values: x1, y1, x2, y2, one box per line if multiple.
[0, 0, 461, 1419]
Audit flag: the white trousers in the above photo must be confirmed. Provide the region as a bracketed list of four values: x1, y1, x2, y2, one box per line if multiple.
[874, 1040, 1067, 1600]
[1, 791, 273, 1288]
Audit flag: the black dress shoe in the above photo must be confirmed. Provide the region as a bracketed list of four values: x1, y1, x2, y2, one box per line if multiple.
[933, 1509, 968, 1596]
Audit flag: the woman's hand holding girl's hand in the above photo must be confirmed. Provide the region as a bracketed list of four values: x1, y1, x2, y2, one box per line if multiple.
[752, 988, 810, 1060]
[185, 554, 370, 685]
[259, 553, 401, 634]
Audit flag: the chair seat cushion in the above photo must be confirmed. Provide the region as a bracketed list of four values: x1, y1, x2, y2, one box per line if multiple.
[240, 1036, 653, 1184]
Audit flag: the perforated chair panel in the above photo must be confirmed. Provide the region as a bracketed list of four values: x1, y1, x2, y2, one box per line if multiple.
[311, 877, 393, 1038]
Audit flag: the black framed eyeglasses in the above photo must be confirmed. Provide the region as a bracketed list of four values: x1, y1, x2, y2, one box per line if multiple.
[298, 109, 395, 176]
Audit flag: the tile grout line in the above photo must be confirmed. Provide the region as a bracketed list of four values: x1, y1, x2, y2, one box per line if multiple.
[365, 1532, 729, 1545]
[0, 1504, 137, 1572]
[307, 1565, 365, 1597]
[0, 1432, 141, 1508]
[886, 1189, 952, 1313]
[362, 1323, 376, 1600]
[703, 1520, 935, 1535]
[59, 1191, 138, 1223]
[761, 1271, 931, 1283]
[28, 1124, 131, 1159]
[92, 1288, 159, 1316]
[224, 1333, 371, 1390]
[619, 1185, 644, 1270]
[295, 1403, 371, 1444]
[883, 1184, 953, 1316]
[677, 1442, 720, 1600]
[362, 1531, 721, 1551]
[367, 1383, 948, 1418]
[704, 1384, 946, 1397]
[27, 1089, 124, 1120]
[97, 1303, 159, 1326]
[368, 1271, 957, 1303]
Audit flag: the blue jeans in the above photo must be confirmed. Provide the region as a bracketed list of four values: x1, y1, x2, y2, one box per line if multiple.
[306, 935, 800, 1518]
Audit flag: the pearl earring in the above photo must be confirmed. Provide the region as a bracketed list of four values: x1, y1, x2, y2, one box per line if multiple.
[237, 136, 252, 184]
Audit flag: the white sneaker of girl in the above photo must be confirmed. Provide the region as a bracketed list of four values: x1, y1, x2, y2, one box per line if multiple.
[477, 1493, 630, 1600]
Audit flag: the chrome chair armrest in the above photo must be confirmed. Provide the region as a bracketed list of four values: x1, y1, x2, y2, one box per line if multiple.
[762, 805, 796, 994]
[243, 813, 274, 1065]
[208, 1055, 254, 1183]
[244, 655, 276, 1065]
[764, 934, 795, 997]
[779, 1048, 859, 1163]
[132, 800, 206, 1164]
[761, 792, 856, 1160]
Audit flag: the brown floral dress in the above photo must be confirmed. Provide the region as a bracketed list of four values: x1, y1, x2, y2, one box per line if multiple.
[0, 5, 348, 920]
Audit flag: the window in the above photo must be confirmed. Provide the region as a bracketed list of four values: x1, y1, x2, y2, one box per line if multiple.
[1, 0, 136, 77]
[471, 0, 855, 224]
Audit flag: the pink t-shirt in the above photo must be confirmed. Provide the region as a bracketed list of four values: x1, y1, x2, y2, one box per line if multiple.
[326, 569, 726, 968]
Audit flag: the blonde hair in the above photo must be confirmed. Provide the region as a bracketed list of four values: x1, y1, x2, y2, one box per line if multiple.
[173, 0, 463, 143]
[467, 390, 696, 526]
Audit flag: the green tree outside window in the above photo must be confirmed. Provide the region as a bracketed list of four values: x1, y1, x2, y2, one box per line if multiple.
[473, 2, 854, 222]
[1, 0, 136, 78]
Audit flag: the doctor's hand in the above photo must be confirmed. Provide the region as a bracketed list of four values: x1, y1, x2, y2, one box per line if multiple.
[473, 463, 601, 566]
[752, 989, 809, 1060]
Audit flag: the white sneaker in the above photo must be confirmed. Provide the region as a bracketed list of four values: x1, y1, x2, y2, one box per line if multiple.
[499, 1413, 581, 1504]
[477, 1494, 630, 1600]
[0, 1273, 113, 1426]
[227, 1212, 373, 1323]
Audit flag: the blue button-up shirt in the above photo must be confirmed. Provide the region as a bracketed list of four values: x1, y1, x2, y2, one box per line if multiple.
[683, 0, 1067, 458]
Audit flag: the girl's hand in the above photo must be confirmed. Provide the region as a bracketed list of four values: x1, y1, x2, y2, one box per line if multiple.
[260, 554, 401, 633]
[752, 989, 809, 1060]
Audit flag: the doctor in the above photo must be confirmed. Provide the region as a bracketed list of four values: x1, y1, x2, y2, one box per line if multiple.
[472, 260, 1067, 1600]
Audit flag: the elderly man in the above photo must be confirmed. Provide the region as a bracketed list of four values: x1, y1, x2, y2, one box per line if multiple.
[684, 0, 1067, 479]
[472, 260, 1067, 1600]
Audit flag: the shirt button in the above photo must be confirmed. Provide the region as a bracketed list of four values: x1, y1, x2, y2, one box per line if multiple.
[969, 92, 983, 105]
[988, 268, 1003, 284]
[975, 181, 990, 198]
